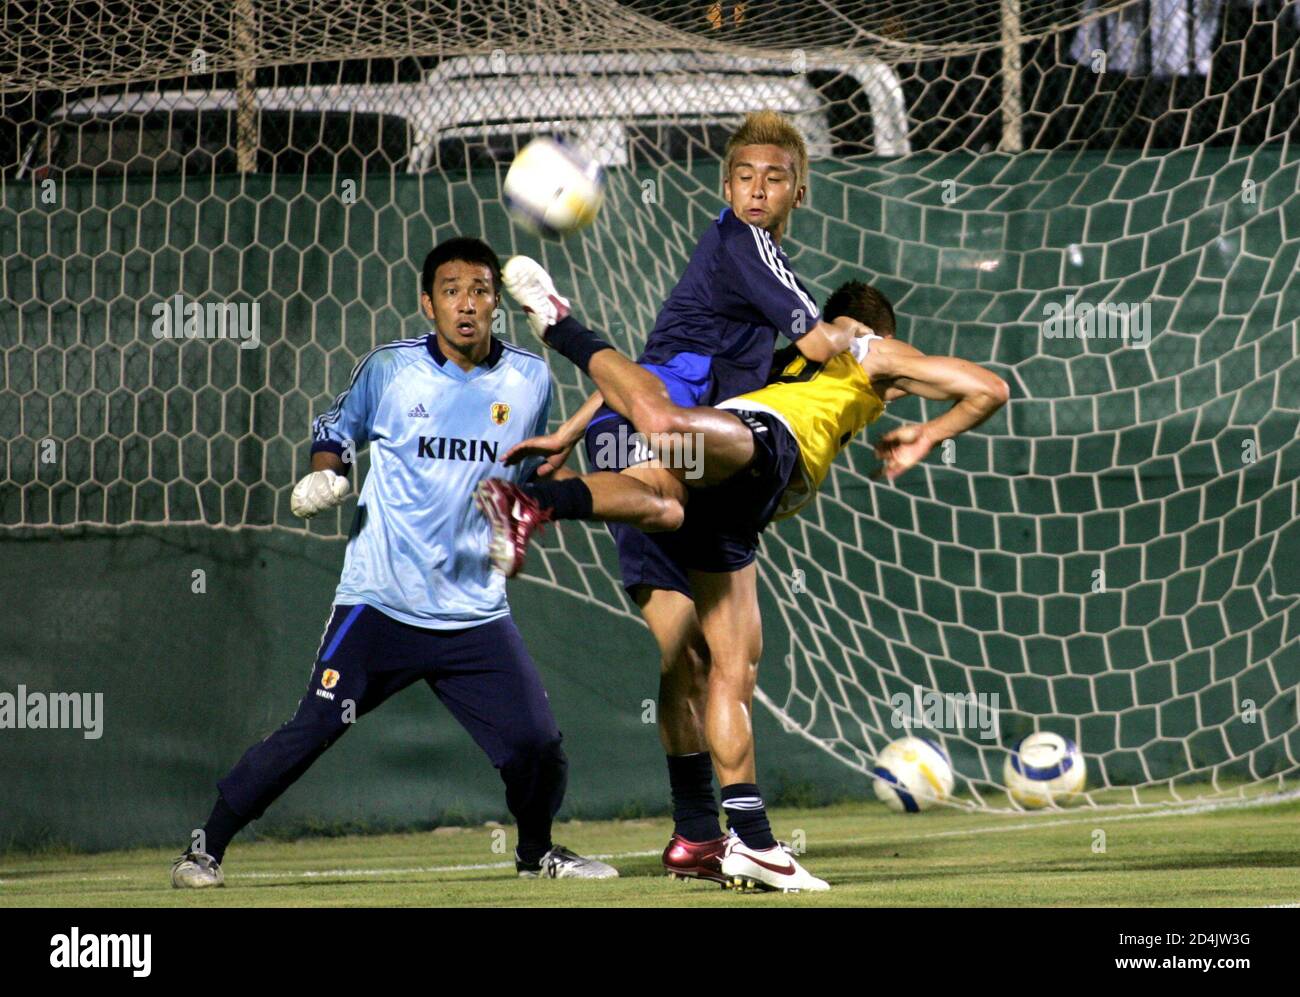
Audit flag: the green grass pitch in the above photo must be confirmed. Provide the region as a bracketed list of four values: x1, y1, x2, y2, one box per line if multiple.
[4, 797, 1298, 907]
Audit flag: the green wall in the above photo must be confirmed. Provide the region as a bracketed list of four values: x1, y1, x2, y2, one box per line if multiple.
[0, 528, 863, 853]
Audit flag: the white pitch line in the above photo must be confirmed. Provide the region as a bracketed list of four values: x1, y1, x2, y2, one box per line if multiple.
[234, 849, 662, 881]
[0, 850, 662, 887]
[0, 873, 132, 887]
[914, 789, 1300, 839]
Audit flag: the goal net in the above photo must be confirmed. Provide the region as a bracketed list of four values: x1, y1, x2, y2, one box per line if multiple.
[3, 0, 1299, 809]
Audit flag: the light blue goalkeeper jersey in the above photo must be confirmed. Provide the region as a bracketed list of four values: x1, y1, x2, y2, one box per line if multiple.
[311, 334, 550, 629]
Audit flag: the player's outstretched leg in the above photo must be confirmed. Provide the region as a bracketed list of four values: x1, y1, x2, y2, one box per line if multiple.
[503, 256, 690, 433]
[503, 257, 757, 481]
[475, 468, 689, 578]
[483, 258, 762, 578]
[504, 255, 668, 428]
[502, 254, 573, 344]
[474, 476, 554, 578]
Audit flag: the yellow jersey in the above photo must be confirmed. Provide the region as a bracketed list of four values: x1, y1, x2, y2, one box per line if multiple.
[717, 334, 886, 520]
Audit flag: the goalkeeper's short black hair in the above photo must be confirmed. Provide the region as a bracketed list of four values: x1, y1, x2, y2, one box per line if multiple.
[823, 281, 896, 338]
[421, 237, 503, 297]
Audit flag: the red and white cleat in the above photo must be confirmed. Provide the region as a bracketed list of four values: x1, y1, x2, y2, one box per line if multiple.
[502, 256, 571, 344]
[474, 478, 551, 578]
[662, 834, 729, 886]
[720, 835, 830, 893]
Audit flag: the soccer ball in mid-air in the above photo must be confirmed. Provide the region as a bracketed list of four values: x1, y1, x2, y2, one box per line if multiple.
[871, 736, 955, 812]
[503, 137, 606, 238]
[1003, 732, 1087, 808]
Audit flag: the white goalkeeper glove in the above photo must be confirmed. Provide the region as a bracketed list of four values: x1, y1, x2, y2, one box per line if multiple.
[291, 468, 351, 519]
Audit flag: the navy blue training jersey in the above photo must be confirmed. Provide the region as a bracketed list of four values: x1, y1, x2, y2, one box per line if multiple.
[638, 207, 820, 405]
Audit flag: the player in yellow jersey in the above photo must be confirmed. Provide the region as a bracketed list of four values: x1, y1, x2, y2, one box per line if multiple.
[715, 316, 888, 522]
[479, 259, 1009, 891]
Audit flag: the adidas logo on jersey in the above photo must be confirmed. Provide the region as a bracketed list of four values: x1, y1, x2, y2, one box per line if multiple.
[408, 403, 429, 418]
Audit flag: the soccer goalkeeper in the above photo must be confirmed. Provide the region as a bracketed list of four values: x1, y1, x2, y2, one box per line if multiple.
[170, 238, 617, 888]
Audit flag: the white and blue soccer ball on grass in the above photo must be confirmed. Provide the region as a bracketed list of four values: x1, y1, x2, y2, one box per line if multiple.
[871, 736, 955, 812]
[503, 136, 606, 238]
[1003, 731, 1087, 808]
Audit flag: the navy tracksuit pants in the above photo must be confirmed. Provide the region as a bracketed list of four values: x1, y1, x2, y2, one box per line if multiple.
[217, 604, 567, 855]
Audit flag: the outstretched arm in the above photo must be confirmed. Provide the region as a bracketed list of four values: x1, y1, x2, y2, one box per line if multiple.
[502, 388, 604, 479]
[863, 339, 1009, 480]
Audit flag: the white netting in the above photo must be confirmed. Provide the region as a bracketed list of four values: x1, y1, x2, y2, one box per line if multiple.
[3, 1, 1299, 808]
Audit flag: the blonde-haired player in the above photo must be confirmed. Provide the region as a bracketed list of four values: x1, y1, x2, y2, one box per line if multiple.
[483, 110, 866, 886]
[479, 263, 1009, 891]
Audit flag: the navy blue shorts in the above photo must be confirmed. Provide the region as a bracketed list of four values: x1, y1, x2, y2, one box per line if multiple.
[582, 355, 712, 599]
[583, 403, 800, 592]
[218, 605, 563, 821]
[584, 407, 693, 598]
[672, 409, 801, 573]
